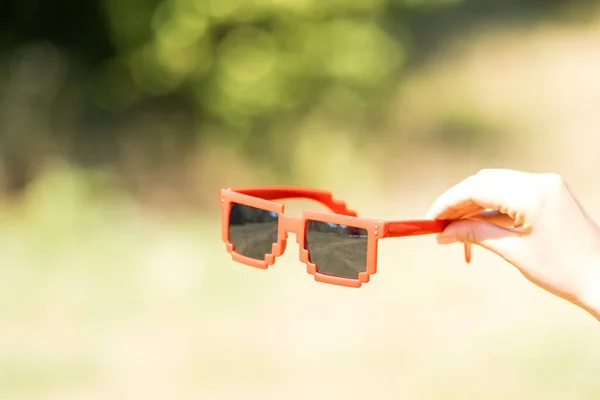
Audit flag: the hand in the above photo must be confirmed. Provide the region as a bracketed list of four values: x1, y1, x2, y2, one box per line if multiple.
[425, 169, 600, 320]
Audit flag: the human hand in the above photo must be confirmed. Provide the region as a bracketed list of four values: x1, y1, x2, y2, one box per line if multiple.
[426, 169, 600, 320]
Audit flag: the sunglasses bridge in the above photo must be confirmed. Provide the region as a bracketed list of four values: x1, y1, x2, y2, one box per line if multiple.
[277, 212, 306, 243]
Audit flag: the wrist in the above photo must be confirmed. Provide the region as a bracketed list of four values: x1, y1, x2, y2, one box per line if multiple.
[582, 289, 600, 321]
[576, 254, 600, 320]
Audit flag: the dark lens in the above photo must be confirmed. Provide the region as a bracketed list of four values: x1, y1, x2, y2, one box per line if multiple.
[228, 203, 279, 260]
[305, 220, 368, 279]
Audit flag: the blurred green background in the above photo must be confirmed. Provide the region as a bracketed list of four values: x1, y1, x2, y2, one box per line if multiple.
[2, 0, 600, 399]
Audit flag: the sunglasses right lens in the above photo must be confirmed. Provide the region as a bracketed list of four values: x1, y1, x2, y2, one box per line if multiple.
[228, 203, 279, 260]
[305, 220, 368, 279]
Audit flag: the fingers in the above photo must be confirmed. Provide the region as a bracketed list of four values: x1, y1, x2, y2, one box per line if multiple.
[436, 219, 525, 264]
[472, 210, 517, 228]
[425, 169, 539, 230]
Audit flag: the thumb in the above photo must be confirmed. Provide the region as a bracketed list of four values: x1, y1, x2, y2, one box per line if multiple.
[436, 219, 523, 258]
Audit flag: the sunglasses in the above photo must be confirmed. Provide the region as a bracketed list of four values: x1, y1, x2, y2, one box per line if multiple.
[220, 186, 470, 288]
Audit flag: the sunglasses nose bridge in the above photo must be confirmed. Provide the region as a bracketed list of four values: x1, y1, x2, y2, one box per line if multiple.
[279, 213, 304, 236]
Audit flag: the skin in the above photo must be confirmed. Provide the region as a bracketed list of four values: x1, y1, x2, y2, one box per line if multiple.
[425, 169, 600, 320]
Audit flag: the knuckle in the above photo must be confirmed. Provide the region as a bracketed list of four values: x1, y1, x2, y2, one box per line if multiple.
[465, 227, 477, 245]
[468, 168, 493, 188]
[538, 172, 566, 193]
[474, 168, 492, 178]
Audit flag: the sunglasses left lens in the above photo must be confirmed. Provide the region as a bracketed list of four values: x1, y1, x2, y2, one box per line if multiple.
[228, 203, 279, 260]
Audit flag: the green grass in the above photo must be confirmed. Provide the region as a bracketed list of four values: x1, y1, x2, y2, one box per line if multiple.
[1, 165, 599, 400]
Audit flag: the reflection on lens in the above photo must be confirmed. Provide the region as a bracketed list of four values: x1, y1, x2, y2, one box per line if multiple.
[305, 220, 368, 279]
[229, 203, 279, 260]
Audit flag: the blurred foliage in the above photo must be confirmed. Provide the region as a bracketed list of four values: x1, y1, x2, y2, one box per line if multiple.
[0, 0, 596, 196]
[4, 5, 600, 398]
[3, 155, 600, 400]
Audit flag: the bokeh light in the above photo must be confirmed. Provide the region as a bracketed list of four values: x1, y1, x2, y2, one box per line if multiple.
[2, 0, 600, 398]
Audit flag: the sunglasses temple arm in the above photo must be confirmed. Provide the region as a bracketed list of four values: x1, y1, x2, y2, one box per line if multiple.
[382, 219, 450, 237]
[232, 186, 358, 216]
[464, 243, 472, 263]
[382, 220, 472, 263]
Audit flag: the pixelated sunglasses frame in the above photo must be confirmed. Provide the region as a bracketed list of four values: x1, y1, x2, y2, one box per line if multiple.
[220, 186, 470, 288]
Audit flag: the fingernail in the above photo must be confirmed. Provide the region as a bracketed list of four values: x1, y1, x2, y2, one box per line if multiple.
[437, 233, 457, 244]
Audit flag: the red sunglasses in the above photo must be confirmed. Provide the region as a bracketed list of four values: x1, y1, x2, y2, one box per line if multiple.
[220, 186, 470, 288]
